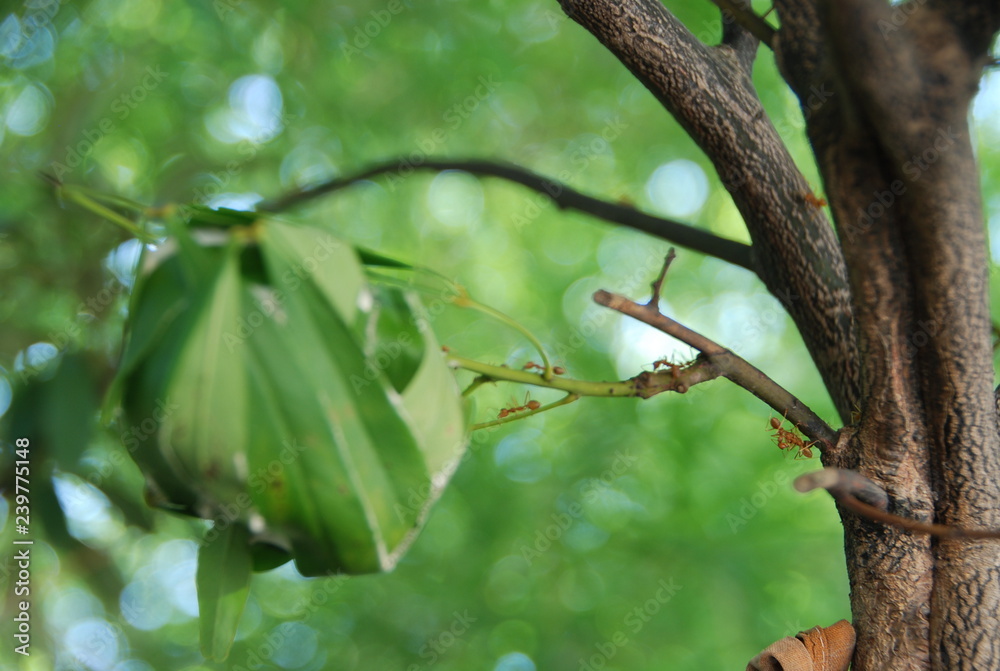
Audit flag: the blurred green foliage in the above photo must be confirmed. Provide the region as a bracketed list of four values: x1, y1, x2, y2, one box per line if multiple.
[1, 0, 999, 669]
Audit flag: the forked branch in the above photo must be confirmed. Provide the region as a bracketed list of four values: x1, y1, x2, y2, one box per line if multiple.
[560, 0, 860, 423]
[594, 250, 837, 449]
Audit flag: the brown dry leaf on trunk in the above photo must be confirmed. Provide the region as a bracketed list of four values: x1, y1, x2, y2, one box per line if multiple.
[746, 620, 855, 671]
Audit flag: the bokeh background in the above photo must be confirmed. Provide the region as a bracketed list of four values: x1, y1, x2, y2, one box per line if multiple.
[1, 1, 999, 669]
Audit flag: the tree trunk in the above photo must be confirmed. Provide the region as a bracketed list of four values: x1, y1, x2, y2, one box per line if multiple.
[558, 0, 1000, 668]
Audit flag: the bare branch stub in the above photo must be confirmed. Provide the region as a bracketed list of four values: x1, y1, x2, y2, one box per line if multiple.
[795, 467, 889, 511]
[796, 469, 1000, 541]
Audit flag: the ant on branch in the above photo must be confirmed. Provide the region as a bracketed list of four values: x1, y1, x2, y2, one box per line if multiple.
[651, 357, 697, 380]
[768, 415, 817, 459]
[801, 191, 828, 208]
[522, 361, 565, 375]
[498, 392, 542, 419]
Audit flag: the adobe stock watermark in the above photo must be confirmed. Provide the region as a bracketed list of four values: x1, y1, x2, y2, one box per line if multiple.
[12, 241, 139, 388]
[350, 281, 464, 393]
[200, 438, 310, 547]
[520, 449, 640, 565]
[6, 0, 63, 54]
[221, 233, 349, 351]
[213, 0, 247, 19]
[48, 65, 169, 180]
[902, 319, 939, 362]
[392, 427, 506, 524]
[8, 276, 133, 390]
[510, 116, 629, 231]
[183, 111, 296, 213]
[726, 464, 811, 533]
[770, 83, 835, 141]
[877, 0, 928, 38]
[384, 74, 502, 191]
[405, 610, 477, 671]
[104, 395, 179, 458]
[341, 0, 409, 61]
[577, 577, 683, 671]
[43, 397, 180, 499]
[740, 288, 799, 344]
[551, 250, 664, 361]
[222, 569, 349, 671]
[846, 125, 960, 237]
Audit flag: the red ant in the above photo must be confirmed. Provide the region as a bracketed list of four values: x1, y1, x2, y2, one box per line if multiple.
[522, 361, 565, 375]
[768, 416, 817, 459]
[652, 357, 696, 379]
[498, 393, 542, 419]
[802, 191, 827, 208]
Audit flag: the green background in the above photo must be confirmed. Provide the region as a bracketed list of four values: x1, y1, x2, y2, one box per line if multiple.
[1, 0, 998, 669]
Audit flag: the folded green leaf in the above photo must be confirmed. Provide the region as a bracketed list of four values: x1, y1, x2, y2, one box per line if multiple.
[112, 212, 471, 582]
[197, 523, 253, 661]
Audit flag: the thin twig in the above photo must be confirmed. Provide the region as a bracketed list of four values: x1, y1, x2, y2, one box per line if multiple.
[594, 250, 837, 448]
[472, 393, 580, 431]
[447, 353, 723, 401]
[260, 158, 754, 271]
[647, 249, 675, 308]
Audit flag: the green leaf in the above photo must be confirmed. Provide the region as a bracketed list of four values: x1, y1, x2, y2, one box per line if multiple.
[355, 245, 415, 270]
[260, 219, 364, 324]
[365, 285, 426, 391]
[162, 244, 249, 504]
[197, 523, 253, 662]
[396, 291, 468, 477]
[251, 226, 434, 575]
[118, 243, 247, 513]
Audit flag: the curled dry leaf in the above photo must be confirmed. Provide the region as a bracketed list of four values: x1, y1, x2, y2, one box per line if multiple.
[746, 620, 855, 671]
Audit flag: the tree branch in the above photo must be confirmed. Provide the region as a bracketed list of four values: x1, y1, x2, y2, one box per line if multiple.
[708, 0, 776, 49]
[795, 467, 889, 511]
[559, 0, 860, 424]
[260, 158, 754, 271]
[593, 252, 837, 449]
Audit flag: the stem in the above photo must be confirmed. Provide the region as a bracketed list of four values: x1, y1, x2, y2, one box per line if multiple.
[57, 184, 155, 243]
[447, 354, 638, 398]
[472, 393, 581, 431]
[369, 266, 557, 379]
[451, 293, 554, 379]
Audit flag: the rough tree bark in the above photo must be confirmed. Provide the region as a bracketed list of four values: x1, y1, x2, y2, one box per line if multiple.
[555, 0, 1000, 669]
